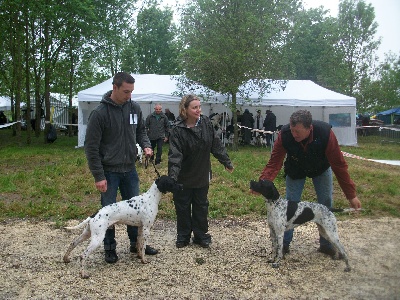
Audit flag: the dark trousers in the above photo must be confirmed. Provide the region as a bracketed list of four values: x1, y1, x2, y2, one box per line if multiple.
[150, 138, 164, 163]
[265, 133, 273, 146]
[173, 185, 209, 242]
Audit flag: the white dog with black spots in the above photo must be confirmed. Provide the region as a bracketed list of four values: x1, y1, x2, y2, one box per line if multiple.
[250, 179, 351, 272]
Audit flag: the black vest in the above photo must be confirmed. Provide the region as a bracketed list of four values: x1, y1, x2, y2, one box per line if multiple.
[282, 120, 331, 179]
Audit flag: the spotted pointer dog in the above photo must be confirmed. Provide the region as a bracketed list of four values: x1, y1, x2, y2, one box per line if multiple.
[63, 175, 182, 279]
[250, 179, 351, 272]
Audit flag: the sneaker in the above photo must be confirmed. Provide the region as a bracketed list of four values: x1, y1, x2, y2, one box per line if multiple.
[130, 244, 159, 255]
[105, 250, 118, 264]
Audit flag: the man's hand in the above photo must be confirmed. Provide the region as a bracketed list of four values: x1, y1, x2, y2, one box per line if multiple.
[144, 147, 153, 157]
[225, 166, 234, 173]
[95, 180, 107, 193]
[349, 196, 362, 210]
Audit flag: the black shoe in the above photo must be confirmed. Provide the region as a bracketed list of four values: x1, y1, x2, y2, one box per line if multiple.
[192, 235, 211, 248]
[283, 244, 290, 255]
[176, 241, 189, 248]
[130, 244, 159, 255]
[105, 250, 118, 264]
[318, 246, 344, 259]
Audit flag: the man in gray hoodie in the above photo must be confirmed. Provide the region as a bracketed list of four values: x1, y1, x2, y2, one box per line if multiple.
[84, 72, 158, 264]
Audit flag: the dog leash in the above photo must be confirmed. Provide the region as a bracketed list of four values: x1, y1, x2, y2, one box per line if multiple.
[151, 160, 161, 178]
[144, 156, 161, 178]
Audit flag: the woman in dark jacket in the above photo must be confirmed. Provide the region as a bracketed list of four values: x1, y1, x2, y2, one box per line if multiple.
[168, 94, 234, 248]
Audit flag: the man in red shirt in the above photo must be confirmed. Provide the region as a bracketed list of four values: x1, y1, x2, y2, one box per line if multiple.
[253, 110, 361, 256]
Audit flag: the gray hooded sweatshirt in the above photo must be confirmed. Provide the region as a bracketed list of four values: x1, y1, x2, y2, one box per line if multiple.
[84, 91, 151, 182]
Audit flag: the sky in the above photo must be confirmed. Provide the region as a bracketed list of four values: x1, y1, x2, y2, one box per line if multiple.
[159, 0, 400, 62]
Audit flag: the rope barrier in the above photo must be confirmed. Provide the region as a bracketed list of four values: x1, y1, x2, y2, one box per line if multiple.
[236, 124, 276, 134]
[0, 121, 21, 129]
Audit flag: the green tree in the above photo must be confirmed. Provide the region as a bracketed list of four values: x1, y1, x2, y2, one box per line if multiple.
[180, 0, 300, 150]
[0, 0, 27, 139]
[283, 7, 347, 91]
[378, 53, 400, 110]
[0, 0, 99, 142]
[122, 3, 180, 74]
[362, 52, 400, 113]
[336, 0, 380, 97]
[91, 0, 136, 76]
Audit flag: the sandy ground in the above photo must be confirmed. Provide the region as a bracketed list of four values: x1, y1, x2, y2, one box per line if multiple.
[0, 217, 399, 300]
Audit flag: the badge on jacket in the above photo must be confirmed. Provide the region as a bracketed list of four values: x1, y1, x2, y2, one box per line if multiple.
[130, 113, 137, 125]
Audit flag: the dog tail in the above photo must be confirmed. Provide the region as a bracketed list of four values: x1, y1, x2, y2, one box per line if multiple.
[330, 208, 362, 213]
[64, 217, 91, 230]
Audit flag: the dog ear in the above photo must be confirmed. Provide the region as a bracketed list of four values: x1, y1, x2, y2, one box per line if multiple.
[250, 180, 258, 191]
[250, 179, 280, 200]
[269, 181, 280, 200]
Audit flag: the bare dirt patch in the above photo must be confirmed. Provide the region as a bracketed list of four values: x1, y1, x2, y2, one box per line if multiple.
[1, 217, 399, 299]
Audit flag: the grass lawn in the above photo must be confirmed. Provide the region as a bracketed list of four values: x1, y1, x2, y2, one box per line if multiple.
[0, 129, 399, 226]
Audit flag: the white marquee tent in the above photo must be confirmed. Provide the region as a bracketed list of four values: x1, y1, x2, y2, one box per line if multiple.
[77, 74, 357, 147]
[0, 96, 11, 111]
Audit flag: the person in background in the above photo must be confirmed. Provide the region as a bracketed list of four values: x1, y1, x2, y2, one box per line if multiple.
[168, 94, 234, 249]
[219, 112, 230, 128]
[219, 112, 230, 140]
[145, 104, 170, 165]
[231, 109, 242, 125]
[0, 111, 8, 126]
[164, 108, 176, 142]
[84, 72, 158, 264]
[251, 110, 361, 257]
[241, 109, 254, 145]
[253, 109, 264, 141]
[164, 108, 175, 123]
[263, 109, 276, 147]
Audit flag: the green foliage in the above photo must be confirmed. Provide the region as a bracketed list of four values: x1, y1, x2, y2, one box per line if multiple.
[372, 53, 400, 112]
[180, 0, 298, 94]
[0, 131, 399, 222]
[123, 4, 181, 74]
[179, 0, 300, 150]
[283, 7, 347, 91]
[1, 0, 398, 131]
[336, 0, 380, 97]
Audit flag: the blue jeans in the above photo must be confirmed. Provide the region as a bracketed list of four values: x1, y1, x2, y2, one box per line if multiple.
[101, 168, 139, 248]
[283, 167, 333, 248]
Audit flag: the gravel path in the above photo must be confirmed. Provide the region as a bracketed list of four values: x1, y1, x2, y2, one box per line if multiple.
[1, 217, 399, 299]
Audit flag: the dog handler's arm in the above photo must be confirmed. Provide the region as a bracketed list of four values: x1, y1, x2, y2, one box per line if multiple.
[259, 132, 286, 181]
[325, 130, 361, 210]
